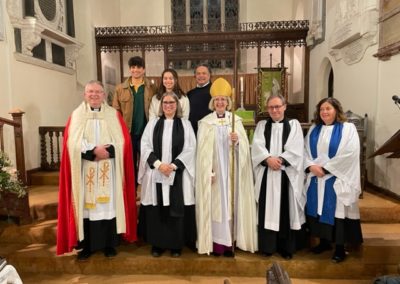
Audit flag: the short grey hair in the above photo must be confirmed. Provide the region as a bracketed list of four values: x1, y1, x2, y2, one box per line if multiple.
[208, 96, 233, 111]
[157, 93, 183, 118]
[85, 80, 104, 91]
[266, 94, 286, 106]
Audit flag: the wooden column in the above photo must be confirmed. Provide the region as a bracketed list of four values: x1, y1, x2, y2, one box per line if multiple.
[9, 110, 26, 185]
[96, 43, 102, 81]
[119, 47, 124, 82]
[233, 40, 238, 100]
[304, 45, 310, 122]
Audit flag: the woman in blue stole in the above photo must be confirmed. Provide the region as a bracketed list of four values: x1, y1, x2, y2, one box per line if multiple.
[304, 98, 363, 263]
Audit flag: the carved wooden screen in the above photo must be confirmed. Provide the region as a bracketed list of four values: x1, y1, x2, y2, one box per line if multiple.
[171, 0, 238, 69]
[95, 21, 310, 121]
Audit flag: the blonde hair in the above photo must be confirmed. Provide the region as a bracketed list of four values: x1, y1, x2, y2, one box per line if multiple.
[208, 96, 233, 111]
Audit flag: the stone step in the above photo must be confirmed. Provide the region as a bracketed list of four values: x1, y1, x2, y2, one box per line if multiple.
[0, 220, 57, 245]
[18, 273, 373, 284]
[0, 222, 399, 279]
[359, 191, 400, 223]
[1, 184, 400, 282]
[28, 185, 58, 221]
[29, 171, 59, 186]
[0, 242, 397, 280]
[25, 185, 400, 223]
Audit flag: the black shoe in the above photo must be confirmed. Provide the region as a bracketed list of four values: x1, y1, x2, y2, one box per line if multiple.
[223, 250, 235, 257]
[331, 251, 346, 263]
[151, 246, 164, 257]
[262, 252, 273, 257]
[77, 249, 91, 261]
[311, 242, 332, 254]
[170, 249, 181, 258]
[279, 250, 292, 260]
[104, 247, 117, 258]
[331, 245, 346, 263]
[211, 252, 221, 257]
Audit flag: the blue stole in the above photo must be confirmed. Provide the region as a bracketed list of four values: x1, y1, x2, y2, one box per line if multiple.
[306, 123, 343, 225]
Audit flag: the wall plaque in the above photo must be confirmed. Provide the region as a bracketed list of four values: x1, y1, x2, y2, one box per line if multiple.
[374, 0, 400, 60]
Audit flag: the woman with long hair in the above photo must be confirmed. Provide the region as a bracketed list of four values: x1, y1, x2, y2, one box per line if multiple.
[149, 68, 189, 120]
[304, 97, 363, 263]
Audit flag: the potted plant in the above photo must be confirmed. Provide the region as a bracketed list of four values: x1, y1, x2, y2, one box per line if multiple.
[0, 151, 27, 222]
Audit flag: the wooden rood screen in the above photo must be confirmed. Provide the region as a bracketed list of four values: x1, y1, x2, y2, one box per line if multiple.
[94, 21, 310, 123]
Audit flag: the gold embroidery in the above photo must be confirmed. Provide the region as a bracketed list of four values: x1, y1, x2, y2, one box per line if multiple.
[97, 160, 111, 203]
[99, 161, 110, 186]
[86, 167, 95, 192]
[85, 167, 96, 209]
[218, 119, 227, 126]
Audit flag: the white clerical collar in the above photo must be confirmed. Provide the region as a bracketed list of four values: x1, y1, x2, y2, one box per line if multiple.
[197, 81, 210, 88]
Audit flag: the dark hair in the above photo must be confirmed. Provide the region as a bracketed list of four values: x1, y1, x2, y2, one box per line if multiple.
[128, 56, 145, 68]
[313, 97, 347, 125]
[156, 68, 185, 100]
[194, 63, 212, 75]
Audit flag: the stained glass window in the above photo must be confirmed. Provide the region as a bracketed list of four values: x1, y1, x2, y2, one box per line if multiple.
[171, 0, 238, 69]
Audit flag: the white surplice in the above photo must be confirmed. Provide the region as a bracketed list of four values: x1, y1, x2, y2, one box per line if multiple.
[138, 118, 196, 206]
[304, 122, 361, 220]
[251, 119, 306, 231]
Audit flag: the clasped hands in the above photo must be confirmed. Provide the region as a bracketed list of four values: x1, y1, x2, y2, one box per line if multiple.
[308, 165, 325, 178]
[266, 156, 283, 171]
[158, 163, 175, 177]
[94, 144, 110, 161]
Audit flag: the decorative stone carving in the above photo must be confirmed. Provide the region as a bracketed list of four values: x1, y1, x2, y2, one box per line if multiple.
[5, 0, 23, 23]
[65, 44, 82, 69]
[16, 17, 43, 56]
[6, 0, 82, 73]
[307, 0, 326, 47]
[33, 0, 65, 32]
[328, 0, 378, 65]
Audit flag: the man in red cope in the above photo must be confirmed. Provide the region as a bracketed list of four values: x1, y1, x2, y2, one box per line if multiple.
[57, 80, 137, 261]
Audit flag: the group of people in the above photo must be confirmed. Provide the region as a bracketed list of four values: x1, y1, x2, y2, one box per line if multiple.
[56, 56, 363, 265]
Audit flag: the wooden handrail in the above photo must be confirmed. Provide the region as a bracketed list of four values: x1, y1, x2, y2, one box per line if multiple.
[0, 109, 26, 184]
[0, 109, 31, 224]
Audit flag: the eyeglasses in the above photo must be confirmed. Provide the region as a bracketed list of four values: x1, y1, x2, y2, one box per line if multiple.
[86, 90, 104, 95]
[162, 101, 176, 105]
[267, 105, 283, 111]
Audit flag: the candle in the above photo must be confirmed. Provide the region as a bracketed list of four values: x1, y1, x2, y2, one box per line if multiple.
[240, 76, 244, 93]
[151, 79, 155, 85]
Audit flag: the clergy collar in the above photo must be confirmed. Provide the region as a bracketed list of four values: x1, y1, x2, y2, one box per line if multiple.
[270, 116, 286, 123]
[196, 81, 210, 88]
[90, 107, 101, 112]
[216, 112, 225, 118]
